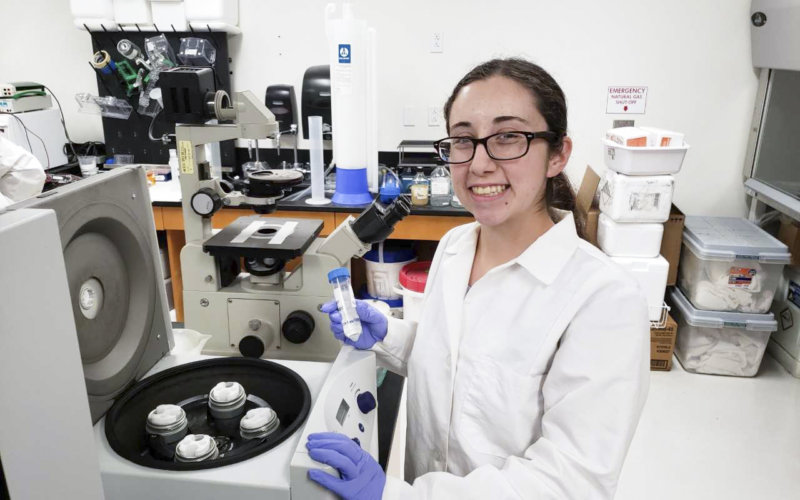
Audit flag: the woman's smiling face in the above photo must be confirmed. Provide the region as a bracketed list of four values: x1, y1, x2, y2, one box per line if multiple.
[447, 75, 564, 229]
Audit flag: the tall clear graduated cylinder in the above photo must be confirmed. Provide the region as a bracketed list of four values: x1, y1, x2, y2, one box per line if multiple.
[327, 267, 362, 341]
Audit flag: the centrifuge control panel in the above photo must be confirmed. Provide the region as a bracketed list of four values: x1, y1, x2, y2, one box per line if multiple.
[290, 347, 379, 498]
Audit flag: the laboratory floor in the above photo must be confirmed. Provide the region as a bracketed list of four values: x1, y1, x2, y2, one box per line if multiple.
[386, 354, 800, 498]
[616, 353, 800, 499]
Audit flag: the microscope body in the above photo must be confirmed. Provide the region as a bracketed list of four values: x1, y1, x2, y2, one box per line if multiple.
[159, 68, 409, 362]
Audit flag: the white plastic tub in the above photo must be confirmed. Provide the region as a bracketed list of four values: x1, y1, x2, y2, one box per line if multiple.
[363, 244, 416, 300]
[72, 0, 115, 17]
[394, 261, 430, 323]
[669, 287, 777, 377]
[598, 170, 674, 223]
[113, 0, 152, 25]
[393, 285, 424, 323]
[597, 213, 664, 258]
[611, 255, 669, 321]
[185, 0, 238, 29]
[678, 216, 791, 314]
[151, 1, 187, 30]
[603, 139, 689, 176]
[71, 0, 118, 30]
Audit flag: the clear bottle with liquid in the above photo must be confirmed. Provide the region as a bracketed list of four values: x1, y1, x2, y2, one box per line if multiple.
[451, 189, 463, 208]
[410, 168, 430, 206]
[429, 165, 452, 206]
[399, 166, 416, 194]
[327, 267, 362, 341]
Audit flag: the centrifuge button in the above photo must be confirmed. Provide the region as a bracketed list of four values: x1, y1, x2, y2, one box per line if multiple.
[356, 391, 376, 414]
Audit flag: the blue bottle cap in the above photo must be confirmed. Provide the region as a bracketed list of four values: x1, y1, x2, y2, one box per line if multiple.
[327, 267, 350, 283]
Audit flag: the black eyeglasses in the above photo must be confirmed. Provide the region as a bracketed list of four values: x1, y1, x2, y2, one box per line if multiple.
[433, 131, 561, 164]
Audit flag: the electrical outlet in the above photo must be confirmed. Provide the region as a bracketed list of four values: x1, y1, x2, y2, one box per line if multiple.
[428, 106, 443, 127]
[430, 32, 443, 53]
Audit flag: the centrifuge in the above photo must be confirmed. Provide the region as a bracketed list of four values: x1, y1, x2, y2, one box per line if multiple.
[1, 167, 379, 499]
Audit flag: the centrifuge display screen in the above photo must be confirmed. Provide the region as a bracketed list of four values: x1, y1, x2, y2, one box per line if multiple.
[336, 399, 349, 425]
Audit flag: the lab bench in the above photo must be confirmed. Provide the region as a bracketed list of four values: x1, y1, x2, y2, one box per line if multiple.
[148, 180, 473, 321]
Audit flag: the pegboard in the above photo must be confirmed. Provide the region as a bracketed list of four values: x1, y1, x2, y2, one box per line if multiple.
[86, 27, 235, 165]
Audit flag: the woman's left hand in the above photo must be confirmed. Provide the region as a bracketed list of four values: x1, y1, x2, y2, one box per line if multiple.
[306, 432, 386, 500]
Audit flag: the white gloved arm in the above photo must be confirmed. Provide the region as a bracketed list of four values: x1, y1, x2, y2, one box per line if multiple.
[381, 278, 651, 500]
[0, 137, 46, 205]
[371, 316, 416, 377]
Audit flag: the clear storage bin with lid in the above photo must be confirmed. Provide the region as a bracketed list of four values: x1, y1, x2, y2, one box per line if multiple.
[668, 287, 778, 376]
[679, 216, 792, 314]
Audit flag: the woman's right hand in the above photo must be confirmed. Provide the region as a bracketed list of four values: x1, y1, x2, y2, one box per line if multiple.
[320, 300, 388, 350]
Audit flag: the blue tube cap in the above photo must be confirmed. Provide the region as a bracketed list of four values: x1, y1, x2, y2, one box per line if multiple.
[327, 267, 350, 283]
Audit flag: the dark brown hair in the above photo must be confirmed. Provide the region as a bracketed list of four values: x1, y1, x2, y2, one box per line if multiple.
[443, 58, 585, 237]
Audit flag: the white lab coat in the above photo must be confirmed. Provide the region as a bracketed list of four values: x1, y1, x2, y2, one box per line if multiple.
[0, 136, 46, 208]
[374, 213, 650, 499]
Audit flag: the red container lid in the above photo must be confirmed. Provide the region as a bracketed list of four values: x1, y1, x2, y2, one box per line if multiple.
[399, 261, 431, 293]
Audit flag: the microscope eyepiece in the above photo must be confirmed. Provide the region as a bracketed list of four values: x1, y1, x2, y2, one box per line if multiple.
[351, 195, 412, 244]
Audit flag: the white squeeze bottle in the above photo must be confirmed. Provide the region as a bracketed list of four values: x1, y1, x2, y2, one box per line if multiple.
[327, 267, 362, 341]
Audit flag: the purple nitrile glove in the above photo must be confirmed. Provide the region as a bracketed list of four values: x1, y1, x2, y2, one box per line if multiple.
[320, 299, 388, 350]
[306, 432, 386, 500]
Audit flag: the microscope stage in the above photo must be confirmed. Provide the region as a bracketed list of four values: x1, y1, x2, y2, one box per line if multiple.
[203, 216, 324, 260]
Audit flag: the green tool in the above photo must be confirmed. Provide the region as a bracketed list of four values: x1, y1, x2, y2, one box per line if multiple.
[116, 60, 139, 96]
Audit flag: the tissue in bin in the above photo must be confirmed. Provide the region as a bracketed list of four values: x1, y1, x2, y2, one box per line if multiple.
[606, 126, 685, 148]
[641, 126, 684, 147]
[606, 127, 649, 147]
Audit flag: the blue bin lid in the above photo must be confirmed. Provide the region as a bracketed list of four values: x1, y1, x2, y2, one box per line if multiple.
[357, 286, 404, 308]
[363, 244, 416, 263]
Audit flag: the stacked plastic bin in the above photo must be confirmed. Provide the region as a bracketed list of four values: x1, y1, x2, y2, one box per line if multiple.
[668, 217, 791, 376]
[597, 127, 689, 323]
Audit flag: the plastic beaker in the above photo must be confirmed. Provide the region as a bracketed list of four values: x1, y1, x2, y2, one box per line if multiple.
[78, 156, 98, 177]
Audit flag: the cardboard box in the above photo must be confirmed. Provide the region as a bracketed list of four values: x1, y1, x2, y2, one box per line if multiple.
[575, 166, 602, 247]
[778, 217, 800, 266]
[661, 205, 685, 286]
[575, 165, 685, 285]
[651, 313, 677, 371]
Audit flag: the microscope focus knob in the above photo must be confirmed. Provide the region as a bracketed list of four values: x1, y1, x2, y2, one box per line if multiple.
[191, 188, 222, 218]
[239, 335, 265, 358]
[282, 311, 315, 344]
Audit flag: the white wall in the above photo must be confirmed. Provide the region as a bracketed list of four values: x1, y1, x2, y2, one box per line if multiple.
[0, 0, 759, 217]
[0, 0, 103, 142]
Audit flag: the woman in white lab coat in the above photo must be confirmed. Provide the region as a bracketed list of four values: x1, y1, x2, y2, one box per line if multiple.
[308, 58, 650, 500]
[0, 136, 46, 208]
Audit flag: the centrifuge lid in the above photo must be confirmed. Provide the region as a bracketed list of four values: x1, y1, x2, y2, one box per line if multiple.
[11, 168, 172, 422]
